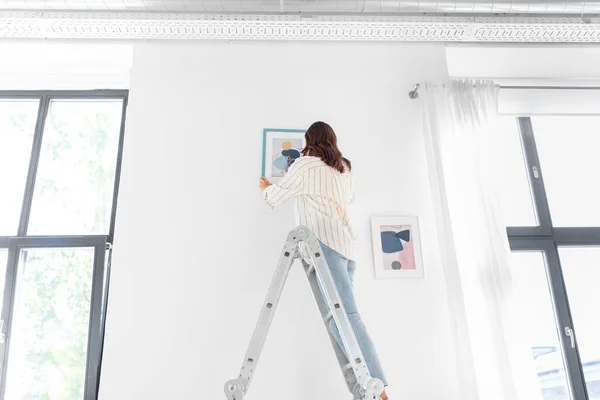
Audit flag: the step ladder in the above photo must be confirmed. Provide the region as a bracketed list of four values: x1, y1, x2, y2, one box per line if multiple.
[224, 226, 384, 400]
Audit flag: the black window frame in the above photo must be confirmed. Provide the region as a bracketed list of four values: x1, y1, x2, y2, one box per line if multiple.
[508, 117, 600, 400]
[0, 90, 128, 400]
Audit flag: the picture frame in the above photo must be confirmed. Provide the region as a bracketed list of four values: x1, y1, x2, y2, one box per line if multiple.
[261, 128, 306, 183]
[371, 216, 424, 279]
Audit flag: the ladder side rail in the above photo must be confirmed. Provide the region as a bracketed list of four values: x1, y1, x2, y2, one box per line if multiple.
[299, 234, 371, 388]
[302, 259, 359, 395]
[224, 232, 299, 399]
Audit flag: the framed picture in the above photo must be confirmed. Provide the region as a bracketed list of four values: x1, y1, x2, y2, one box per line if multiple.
[261, 128, 306, 183]
[371, 216, 424, 279]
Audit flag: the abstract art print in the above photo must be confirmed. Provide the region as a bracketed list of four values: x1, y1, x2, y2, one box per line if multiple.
[371, 216, 424, 279]
[262, 129, 306, 183]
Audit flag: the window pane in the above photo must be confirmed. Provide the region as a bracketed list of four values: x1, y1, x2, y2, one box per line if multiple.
[0, 100, 39, 235]
[0, 250, 7, 313]
[559, 247, 600, 400]
[531, 117, 600, 227]
[493, 117, 537, 227]
[510, 251, 571, 400]
[27, 99, 123, 235]
[5, 247, 94, 400]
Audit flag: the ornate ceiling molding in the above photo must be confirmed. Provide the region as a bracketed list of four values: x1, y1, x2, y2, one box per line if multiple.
[2, 12, 600, 41]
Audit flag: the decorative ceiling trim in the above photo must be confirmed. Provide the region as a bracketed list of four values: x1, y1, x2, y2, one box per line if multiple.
[2, 11, 600, 41]
[2, 0, 600, 14]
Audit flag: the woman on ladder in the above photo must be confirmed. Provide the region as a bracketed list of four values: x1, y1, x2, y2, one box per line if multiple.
[259, 121, 389, 400]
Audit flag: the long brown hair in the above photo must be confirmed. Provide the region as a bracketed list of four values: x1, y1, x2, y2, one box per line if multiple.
[302, 121, 351, 173]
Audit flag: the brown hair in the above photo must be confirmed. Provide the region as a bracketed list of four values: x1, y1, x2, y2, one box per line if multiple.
[302, 121, 351, 173]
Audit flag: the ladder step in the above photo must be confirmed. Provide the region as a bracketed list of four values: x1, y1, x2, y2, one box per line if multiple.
[324, 311, 333, 323]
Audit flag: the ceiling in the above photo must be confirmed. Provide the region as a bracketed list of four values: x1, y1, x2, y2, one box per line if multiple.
[1, 0, 599, 13]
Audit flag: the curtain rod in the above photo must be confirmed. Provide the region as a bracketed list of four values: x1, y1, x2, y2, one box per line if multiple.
[408, 83, 600, 99]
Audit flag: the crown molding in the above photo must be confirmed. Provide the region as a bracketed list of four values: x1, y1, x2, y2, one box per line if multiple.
[2, 12, 600, 41]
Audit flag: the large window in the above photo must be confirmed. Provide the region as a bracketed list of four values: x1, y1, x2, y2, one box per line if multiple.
[500, 116, 600, 400]
[0, 91, 127, 400]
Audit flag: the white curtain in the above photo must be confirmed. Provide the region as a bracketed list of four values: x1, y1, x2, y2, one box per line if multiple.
[421, 80, 541, 400]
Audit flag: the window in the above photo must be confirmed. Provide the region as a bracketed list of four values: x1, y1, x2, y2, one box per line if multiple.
[0, 91, 127, 400]
[502, 116, 600, 400]
[0, 99, 38, 236]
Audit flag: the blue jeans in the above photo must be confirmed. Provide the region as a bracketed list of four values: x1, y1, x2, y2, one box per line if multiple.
[317, 242, 388, 387]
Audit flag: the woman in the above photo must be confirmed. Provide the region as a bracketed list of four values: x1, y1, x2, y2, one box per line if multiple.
[259, 121, 389, 400]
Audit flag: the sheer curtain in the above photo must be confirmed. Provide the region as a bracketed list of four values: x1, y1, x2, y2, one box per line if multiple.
[421, 80, 540, 400]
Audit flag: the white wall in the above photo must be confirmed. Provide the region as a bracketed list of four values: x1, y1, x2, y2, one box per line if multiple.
[99, 41, 458, 400]
[446, 45, 600, 82]
[0, 42, 132, 89]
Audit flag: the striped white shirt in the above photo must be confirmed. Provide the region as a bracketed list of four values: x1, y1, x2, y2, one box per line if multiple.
[263, 156, 356, 260]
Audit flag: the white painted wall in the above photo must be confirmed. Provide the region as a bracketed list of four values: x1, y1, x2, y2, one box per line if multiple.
[0, 42, 132, 89]
[446, 45, 600, 82]
[98, 42, 458, 400]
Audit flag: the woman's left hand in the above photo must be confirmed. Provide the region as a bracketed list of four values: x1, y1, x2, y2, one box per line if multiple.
[259, 177, 271, 191]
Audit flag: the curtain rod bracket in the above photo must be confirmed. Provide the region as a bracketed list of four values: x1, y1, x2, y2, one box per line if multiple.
[409, 83, 420, 100]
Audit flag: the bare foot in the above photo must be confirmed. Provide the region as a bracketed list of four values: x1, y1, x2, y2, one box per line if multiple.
[380, 391, 389, 400]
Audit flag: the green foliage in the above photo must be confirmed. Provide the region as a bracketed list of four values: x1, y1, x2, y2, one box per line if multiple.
[31, 102, 121, 235]
[13, 249, 92, 400]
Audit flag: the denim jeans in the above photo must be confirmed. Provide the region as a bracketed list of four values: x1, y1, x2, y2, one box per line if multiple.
[317, 242, 388, 387]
